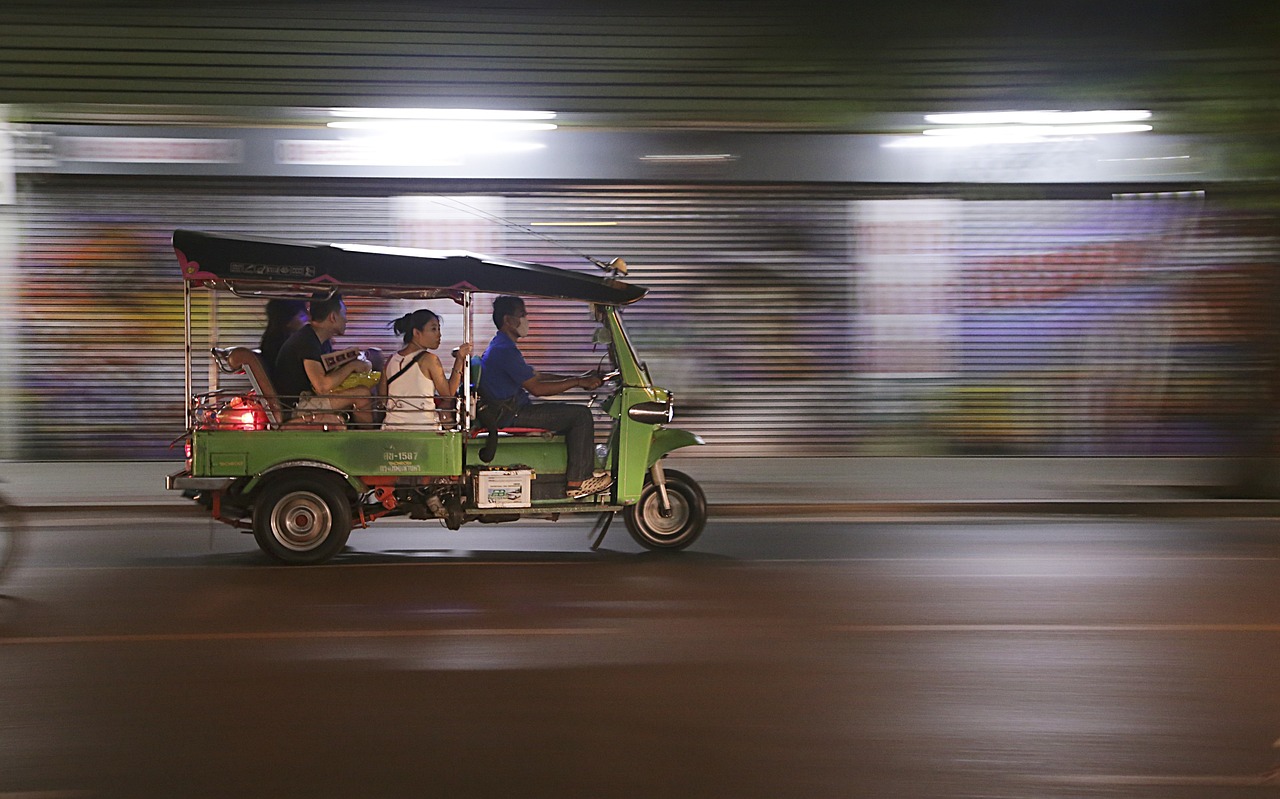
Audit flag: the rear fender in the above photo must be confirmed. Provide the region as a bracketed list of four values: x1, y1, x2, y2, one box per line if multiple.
[242, 460, 361, 495]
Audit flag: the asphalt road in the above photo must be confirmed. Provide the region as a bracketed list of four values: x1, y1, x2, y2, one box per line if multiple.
[1, 512, 1279, 798]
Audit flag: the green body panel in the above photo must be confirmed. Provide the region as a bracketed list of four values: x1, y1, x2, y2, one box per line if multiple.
[463, 433, 567, 474]
[193, 429, 464, 487]
[612, 420, 706, 502]
[605, 308, 649, 388]
[649, 427, 706, 465]
[605, 388, 705, 503]
[611, 386, 660, 501]
[598, 307, 706, 503]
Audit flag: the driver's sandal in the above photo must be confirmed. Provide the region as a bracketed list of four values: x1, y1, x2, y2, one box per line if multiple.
[566, 474, 612, 499]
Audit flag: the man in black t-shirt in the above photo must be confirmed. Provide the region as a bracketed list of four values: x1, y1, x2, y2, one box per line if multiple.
[275, 293, 375, 425]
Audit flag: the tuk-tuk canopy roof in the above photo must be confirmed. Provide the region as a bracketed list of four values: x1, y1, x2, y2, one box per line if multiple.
[173, 229, 648, 305]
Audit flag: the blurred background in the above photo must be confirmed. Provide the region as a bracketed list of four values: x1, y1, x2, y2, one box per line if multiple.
[0, 0, 1277, 487]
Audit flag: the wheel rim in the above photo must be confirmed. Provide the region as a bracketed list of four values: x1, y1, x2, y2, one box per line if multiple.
[270, 491, 332, 552]
[638, 489, 691, 539]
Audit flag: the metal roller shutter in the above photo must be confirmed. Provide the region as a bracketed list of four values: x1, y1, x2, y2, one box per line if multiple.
[12, 180, 392, 458]
[853, 196, 1276, 457]
[8, 177, 1276, 460]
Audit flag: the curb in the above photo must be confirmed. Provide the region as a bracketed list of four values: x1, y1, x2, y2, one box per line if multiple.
[710, 500, 1280, 518]
[12, 500, 1280, 519]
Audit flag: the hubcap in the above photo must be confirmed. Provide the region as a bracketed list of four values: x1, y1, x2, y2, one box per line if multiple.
[639, 490, 689, 538]
[271, 491, 331, 551]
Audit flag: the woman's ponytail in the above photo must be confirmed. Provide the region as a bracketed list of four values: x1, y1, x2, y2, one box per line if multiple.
[390, 309, 441, 343]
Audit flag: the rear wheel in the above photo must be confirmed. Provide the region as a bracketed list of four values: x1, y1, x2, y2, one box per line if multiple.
[624, 468, 706, 550]
[252, 472, 353, 564]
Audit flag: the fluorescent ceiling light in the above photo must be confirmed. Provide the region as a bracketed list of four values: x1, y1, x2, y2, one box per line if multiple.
[1098, 155, 1191, 162]
[924, 110, 1151, 125]
[639, 153, 737, 163]
[329, 107, 556, 121]
[922, 123, 1152, 139]
[328, 120, 556, 132]
[529, 221, 619, 227]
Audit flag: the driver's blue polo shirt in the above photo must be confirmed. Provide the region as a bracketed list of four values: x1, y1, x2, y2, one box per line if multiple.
[479, 331, 534, 410]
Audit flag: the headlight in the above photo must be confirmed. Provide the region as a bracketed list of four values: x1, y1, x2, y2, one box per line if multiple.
[627, 401, 674, 425]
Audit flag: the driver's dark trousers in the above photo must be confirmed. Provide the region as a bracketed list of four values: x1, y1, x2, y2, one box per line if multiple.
[508, 402, 595, 484]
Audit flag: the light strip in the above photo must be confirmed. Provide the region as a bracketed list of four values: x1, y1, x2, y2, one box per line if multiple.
[327, 120, 557, 132]
[329, 107, 557, 121]
[924, 110, 1151, 125]
[639, 153, 737, 163]
[529, 221, 619, 227]
[922, 123, 1152, 139]
[1099, 155, 1191, 162]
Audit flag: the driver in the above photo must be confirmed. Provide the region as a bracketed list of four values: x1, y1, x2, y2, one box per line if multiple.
[478, 295, 611, 498]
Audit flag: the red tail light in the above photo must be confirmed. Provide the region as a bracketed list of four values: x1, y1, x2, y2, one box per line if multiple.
[215, 396, 268, 431]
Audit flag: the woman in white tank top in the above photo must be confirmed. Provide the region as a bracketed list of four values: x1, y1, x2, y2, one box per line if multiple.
[379, 309, 472, 431]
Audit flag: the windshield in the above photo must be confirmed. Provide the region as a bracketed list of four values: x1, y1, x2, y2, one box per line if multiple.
[609, 309, 651, 386]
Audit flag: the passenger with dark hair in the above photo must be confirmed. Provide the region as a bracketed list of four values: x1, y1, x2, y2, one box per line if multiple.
[478, 295, 610, 498]
[274, 293, 375, 425]
[258, 298, 308, 382]
[380, 308, 472, 430]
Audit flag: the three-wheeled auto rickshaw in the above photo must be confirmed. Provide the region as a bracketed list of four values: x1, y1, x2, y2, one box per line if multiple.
[166, 230, 707, 563]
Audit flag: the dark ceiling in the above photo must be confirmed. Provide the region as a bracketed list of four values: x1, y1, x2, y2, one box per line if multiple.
[0, 0, 1275, 135]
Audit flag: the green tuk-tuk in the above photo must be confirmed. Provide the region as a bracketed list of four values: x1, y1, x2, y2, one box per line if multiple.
[166, 230, 707, 563]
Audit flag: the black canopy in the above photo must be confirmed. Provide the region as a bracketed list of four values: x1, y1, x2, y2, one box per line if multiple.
[173, 229, 648, 305]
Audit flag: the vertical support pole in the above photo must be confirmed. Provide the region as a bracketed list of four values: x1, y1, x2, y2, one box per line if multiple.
[462, 291, 473, 430]
[207, 291, 219, 394]
[183, 279, 192, 430]
[0, 107, 15, 459]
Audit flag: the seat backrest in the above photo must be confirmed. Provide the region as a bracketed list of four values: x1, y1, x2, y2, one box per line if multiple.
[212, 346, 284, 427]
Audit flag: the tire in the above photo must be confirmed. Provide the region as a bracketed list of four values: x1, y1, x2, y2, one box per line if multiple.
[624, 468, 707, 550]
[252, 472, 353, 564]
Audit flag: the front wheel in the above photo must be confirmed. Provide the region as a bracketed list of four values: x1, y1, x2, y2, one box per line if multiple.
[624, 468, 706, 550]
[252, 473, 353, 564]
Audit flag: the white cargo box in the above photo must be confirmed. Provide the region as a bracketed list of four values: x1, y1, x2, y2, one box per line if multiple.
[476, 469, 533, 508]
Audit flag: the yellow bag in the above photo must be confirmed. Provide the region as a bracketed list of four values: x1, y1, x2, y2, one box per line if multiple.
[337, 370, 381, 390]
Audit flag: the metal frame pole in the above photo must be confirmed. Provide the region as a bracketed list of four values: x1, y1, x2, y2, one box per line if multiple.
[183, 279, 192, 430]
[462, 292, 473, 429]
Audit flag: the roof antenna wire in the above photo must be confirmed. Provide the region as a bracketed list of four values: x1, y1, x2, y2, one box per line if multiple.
[429, 195, 625, 275]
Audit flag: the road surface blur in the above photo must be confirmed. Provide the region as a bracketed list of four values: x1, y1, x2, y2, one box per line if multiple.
[1, 514, 1278, 798]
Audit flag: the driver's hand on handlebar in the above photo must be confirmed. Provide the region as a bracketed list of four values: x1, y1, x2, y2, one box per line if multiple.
[578, 372, 604, 391]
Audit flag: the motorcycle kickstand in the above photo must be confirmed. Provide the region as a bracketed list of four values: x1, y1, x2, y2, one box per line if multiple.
[589, 511, 615, 551]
